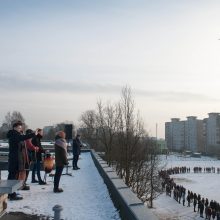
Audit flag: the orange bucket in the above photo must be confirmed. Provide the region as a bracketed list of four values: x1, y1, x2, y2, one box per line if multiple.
[43, 155, 55, 173]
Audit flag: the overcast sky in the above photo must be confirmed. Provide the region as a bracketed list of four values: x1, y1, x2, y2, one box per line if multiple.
[1, 0, 220, 138]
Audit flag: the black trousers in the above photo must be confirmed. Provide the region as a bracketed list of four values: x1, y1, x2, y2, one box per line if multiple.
[72, 155, 79, 168]
[32, 160, 43, 182]
[8, 171, 17, 180]
[8, 171, 18, 198]
[54, 166, 64, 190]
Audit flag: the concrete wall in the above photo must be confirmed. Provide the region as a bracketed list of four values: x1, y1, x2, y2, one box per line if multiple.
[90, 150, 158, 220]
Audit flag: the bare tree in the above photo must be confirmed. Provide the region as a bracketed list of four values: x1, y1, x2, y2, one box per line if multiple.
[79, 86, 162, 208]
[114, 86, 145, 185]
[145, 138, 162, 207]
[80, 110, 98, 149]
[3, 111, 27, 130]
[96, 101, 119, 165]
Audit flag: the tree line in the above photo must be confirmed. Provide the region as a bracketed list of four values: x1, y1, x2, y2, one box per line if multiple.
[0, 111, 75, 141]
[80, 86, 162, 207]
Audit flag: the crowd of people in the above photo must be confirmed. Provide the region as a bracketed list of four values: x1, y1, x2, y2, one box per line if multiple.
[161, 166, 220, 175]
[193, 167, 220, 173]
[159, 167, 220, 219]
[7, 121, 82, 200]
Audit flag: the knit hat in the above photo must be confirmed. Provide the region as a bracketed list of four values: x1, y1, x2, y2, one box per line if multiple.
[56, 131, 66, 139]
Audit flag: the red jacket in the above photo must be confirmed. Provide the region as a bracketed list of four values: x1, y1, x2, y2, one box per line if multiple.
[25, 139, 39, 151]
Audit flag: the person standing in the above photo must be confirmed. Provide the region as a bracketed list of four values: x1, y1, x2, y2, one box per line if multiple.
[54, 131, 68, 193]
[182, 189, 186, 206]
[217, 203, 220, 220]
[187, 192, 191, 207]
[205, 199, 210, 219]
[72, 134, 82, 170]
[31, 129, 46, 185]
[24, 129, 39, 185]
[207, 206, 212, 220]
[200, 198, 205, 218]
[212, 209, 217, 220]
[193, 193, 198, 212]
[7, 121, 37, 200]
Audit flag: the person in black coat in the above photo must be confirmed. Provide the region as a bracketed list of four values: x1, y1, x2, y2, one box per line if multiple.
[54, 131, 68, 193]
[7, 121, 37, 200]
[31, 129, 46, 185]
[200, 199, 205, 218]
[193, 193, 198, 212]
[187, 192, 191, 207]
[72, 134, 82, 170]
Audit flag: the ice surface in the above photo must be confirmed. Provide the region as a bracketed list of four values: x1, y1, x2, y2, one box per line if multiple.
[152, 154, 220, 220]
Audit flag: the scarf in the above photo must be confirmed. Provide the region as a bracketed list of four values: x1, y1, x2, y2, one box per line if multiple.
[55, 138, 67, 154]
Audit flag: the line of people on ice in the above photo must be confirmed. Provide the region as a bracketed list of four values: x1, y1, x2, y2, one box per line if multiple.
[193, 167, 218, 173]
[162, 166, 191, 175]
[6, 121, 82, 200]
[159, 168, 220, 219]
[203, 167, 217, 173]
[161, 166, 220, 175]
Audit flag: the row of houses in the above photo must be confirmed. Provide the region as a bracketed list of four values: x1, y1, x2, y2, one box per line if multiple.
[165, 113, 220, 153]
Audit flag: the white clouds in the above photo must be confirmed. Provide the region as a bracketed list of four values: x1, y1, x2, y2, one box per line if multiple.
[1, 1, 220, 137]
[0, 72, 218, 104]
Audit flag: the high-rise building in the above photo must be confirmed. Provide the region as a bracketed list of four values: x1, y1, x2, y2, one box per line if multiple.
[165, 118, 185, 151]
[206, 113, 220, 150]
[165, 116, 205, 152]
[184, 116, 205, 153]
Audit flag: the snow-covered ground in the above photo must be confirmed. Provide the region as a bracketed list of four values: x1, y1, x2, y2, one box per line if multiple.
[1, 152, 120, 220]
[0, 142, 8, 147]
[3, 150, 220, 220]
[152, 154, 220, 220]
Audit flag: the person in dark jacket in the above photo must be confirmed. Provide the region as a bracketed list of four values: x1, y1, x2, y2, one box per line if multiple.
[207, 206, 212, 220]
[187, 193, 191, 207]
[200, 198, 205, 218]
[212, 209, 217, 220]
[31, 129, 46, 185]
[193, 193, 198, 212]
[54, 131, 68, 193]
[72, 134, 82, 170]
[24, 129, 39, 186]
[7, 121, 37, 200]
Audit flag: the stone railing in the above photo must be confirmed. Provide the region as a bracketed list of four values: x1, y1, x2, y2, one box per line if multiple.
[90, 150, 158, 220]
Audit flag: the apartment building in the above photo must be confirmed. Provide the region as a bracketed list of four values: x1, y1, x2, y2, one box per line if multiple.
[206, 113, 220, 149]
[165, 118, 185, 151]
[165, 116, 205, 152]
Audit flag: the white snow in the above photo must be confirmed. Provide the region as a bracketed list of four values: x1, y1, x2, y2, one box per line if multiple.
[1, 152, 120, 220]
[0, 142, 8, 147]
[4, 150, 220, 220]
[152, 154, 220, 220]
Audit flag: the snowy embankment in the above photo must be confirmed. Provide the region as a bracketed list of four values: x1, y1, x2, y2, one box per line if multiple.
[2, 152, 120, 220]
[152, 154, 220, 220]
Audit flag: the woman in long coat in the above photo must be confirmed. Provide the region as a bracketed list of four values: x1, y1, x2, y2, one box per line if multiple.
[7, 121, 37, 200]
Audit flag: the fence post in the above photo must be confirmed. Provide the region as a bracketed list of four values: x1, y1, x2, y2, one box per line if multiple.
[53, 205, 63, 220]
